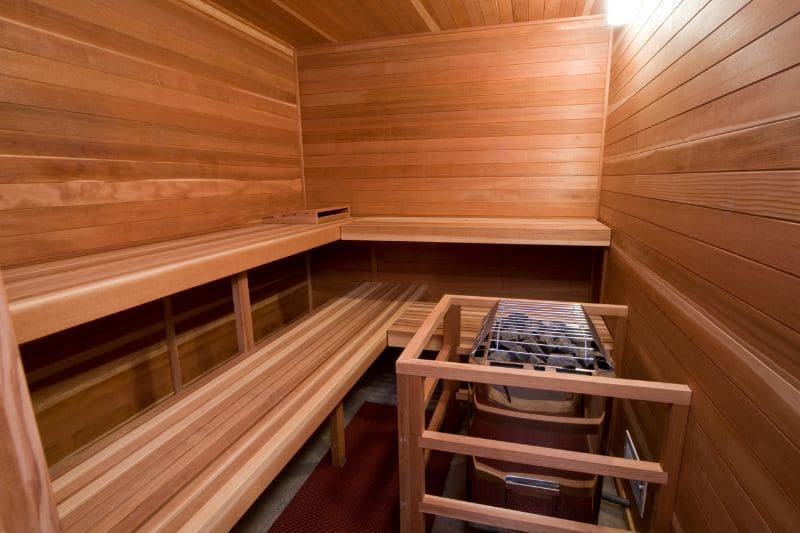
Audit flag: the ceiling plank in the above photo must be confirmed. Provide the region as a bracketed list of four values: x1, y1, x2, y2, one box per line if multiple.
[445, 0, 473, 27]
[497, 0, 514, 23]
[511, 0, 529, 22]
[478, 0, 501, 25]
[180, 0, 294, 54]
[410, 0, 441, 31]
[544, 0, 561, 19]
[271, 0, 338, 43]
[582, 0, 596, 16]
[463, 0, 487, 25]
[424, 0, 459, 29]
[529, 0, 545, 20]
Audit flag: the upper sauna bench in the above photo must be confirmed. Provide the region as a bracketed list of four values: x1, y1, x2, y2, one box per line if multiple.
[4, 210, 611, 343]
[5, 221, 341, 343]
[340, 216, 611, 246]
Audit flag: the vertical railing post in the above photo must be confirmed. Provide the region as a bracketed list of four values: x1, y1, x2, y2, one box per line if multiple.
[397, 373, 426, 533]
[0, 271, 60, 532]
[651, 402, 690, 531]
[231, 271, 255, 354]
[442, 304, 461, 363]
[161, 296, 183, 393]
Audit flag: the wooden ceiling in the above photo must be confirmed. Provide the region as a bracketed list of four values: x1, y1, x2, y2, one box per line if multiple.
[208, 0, 607, 47]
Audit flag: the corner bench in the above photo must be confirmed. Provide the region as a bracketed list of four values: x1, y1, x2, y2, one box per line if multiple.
[44, 282, 424, 532]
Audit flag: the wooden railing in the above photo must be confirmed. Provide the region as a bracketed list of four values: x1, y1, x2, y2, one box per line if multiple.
[396, 294, 692, 532]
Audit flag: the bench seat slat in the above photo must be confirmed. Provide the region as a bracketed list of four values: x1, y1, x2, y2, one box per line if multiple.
[6, 222, 343, 343]
[52, 282, 377, 501]
[52, 282, 425, 532]
[59, 284, 407, 529]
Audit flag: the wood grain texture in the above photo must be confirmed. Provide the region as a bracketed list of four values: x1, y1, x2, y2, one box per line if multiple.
[0, 271, 60, 532]
[310, 240, 599, 308]
[5, 221, 340, 343]
[340, 216, 611, 245]
[397, 294, 688, 531]
[599, 1, 800, 530]
[298, 18, 611, 218]
[22, 261, 308, 466]
[210, 0, 607, 46]
[50, 282, 424, 532]
[0, 0, 304, 267]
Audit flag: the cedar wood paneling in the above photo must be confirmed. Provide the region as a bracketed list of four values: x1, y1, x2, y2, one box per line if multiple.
[599, 1, 800, 531]
[0, 0, 305, 267]
[310, 240, 598, 308]
[298, 16, 611, 218]
[209, 0, 607, 47]
[0, 0, 311, 464]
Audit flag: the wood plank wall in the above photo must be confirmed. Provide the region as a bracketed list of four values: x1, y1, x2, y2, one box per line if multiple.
[1, 0, 313, 465]
[599, 1, 800, 531]
[310, 241, 597, 308]
[297, 16, 611, 217]
[0, 0, 305, 267]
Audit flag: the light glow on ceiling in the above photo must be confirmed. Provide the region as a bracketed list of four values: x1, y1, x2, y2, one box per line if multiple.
[607, 0, 642, 26]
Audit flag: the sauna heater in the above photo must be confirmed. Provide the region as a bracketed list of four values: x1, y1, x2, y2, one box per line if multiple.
[467, 299, 615, 524]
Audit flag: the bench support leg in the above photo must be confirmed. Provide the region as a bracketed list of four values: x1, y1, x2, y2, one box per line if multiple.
[329, 402, 346, 467]
[231, 272, 255, 354]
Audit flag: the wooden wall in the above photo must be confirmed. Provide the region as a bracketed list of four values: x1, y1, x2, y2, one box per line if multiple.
[599, 1, 800, 531]
[0, 0, 312, 465]
[311, 241, 599, 308]
[0, 0, 304, 267]
[298, 16, 611, 217]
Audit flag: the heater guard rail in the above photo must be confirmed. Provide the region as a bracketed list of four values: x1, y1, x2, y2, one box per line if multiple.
[396, 294, 691, 533]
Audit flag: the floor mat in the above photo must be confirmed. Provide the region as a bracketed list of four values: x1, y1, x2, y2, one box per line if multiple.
[269, 401, 457, 532]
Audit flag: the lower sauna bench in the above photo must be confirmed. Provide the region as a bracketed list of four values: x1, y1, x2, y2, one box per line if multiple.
[48, 282, 425, 532]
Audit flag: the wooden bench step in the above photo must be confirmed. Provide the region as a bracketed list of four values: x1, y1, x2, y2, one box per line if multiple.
[5, 221, 342, 343]
[51, 282, 425, 532]
[341, 216, 611, 246]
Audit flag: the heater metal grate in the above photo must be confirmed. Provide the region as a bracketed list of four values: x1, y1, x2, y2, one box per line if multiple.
[470, 299, 614, 376]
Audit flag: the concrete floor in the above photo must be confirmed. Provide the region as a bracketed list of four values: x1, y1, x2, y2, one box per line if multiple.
[234, 349, 629, 532]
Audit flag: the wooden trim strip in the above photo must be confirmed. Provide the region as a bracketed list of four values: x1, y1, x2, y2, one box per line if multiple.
[178, 0, 294, 55]
[422, 344, 451, 405]
[298, 15, 609, 54]
[271, 0, 338, 43]
[398, 359, 691, 405]
[420, 431, 668, 484]
[595, 25, 613, 218]
[161, 296, 183, 393]
[397, 294, 453, 361]
[0, 272, 60, 532]
[409, 0, 440, 31]
[447, 294, 628, 316]
[420, 494, 626, 532]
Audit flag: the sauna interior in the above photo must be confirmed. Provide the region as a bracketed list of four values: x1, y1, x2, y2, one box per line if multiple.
[0, 0, 797, 531]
